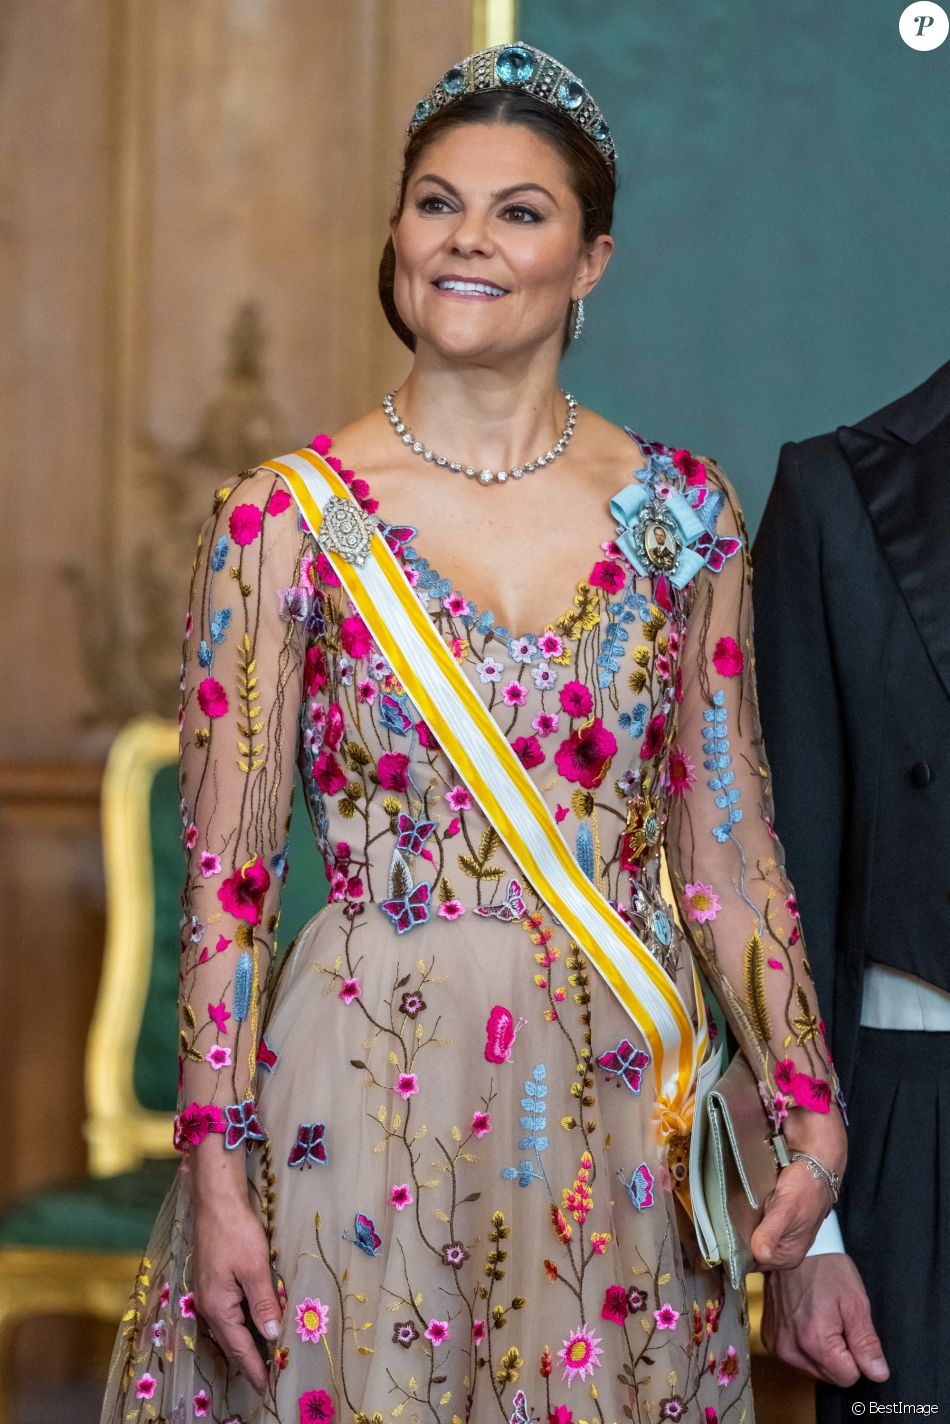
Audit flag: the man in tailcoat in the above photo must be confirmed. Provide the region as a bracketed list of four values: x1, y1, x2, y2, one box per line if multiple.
[752, 358, 950, 1418]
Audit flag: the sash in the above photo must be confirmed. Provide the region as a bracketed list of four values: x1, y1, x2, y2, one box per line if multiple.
[263, 447, 708, 1118]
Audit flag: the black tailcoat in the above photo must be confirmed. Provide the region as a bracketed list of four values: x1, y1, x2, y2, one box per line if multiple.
[752, 359, 950, 1415]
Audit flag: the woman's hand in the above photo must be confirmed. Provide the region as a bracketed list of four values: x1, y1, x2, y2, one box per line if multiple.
[750, 1107, 848, 1270]
[191, 1192, 283, 1394]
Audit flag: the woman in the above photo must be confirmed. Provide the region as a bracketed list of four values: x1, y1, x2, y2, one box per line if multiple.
[101, 43, 845, 1424]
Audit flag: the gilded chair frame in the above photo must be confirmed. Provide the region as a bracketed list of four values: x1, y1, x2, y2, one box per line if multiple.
[0, 715, 180, 1424]
[84, 714, 180, 1176]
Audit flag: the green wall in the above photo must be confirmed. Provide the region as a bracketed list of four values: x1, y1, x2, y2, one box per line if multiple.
[518, 1, 950, 533]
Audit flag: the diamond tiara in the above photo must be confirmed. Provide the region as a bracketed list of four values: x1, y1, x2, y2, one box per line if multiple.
[407, 42, 617, 174]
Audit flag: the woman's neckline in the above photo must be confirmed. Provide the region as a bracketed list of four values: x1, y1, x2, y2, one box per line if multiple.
[315, 426, 657, 646]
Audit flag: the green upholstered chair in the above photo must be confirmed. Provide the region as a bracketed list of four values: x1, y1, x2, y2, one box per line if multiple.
[0, 715, 327, 1424]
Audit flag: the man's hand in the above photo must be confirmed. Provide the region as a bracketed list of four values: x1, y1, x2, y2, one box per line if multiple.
[762, 1254, 890, 1387]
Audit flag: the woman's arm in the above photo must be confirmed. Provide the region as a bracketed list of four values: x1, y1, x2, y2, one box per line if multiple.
[664, 457, 846, 1265]
[175, 467, 316, 1387]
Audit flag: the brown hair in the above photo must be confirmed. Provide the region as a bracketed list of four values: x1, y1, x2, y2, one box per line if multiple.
[378, 88, 617, 355]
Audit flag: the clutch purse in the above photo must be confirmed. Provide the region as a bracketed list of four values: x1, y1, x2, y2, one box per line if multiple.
[689, 1048, 790, 1289]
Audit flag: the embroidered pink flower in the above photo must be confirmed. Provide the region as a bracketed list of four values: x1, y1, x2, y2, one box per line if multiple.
[554, 717, 617, 789]
[512, 735, 545, 769]
[394, 1072, 419, 1099]
[672, 448, 707, 486]
[588, 558, 626, 594]
[340, 616, 373, 659]
[445, 785, 472, 811]
[560, 681, 593, 718]
[314, 551, 341, 587]
[135, 1374, 156, 1400]
[229, 503, 263, 545]
[199, 851, 220, 877]
[295, 1296, 329, 1343]
[324, 702, 345, 751]
[312, 750, 347, 795]
[548, 1408, 573, 1424]
[539, 630, 564, 658]
[503, 680, 528, 707]
[309, 433, 332, 455]
[601, 1285, 629, 1323]
[197, 677, 229, 719]
[641, 713, 667, 760]
[424, 1318, 450, 1345]
[443, 591, 471, 617]
[533, 711, 560, 738]
[665, 744, 696, 796]
[471, 1110, 492, 1136]
[774, 1059, 832, 1113]
[339, 977, 361, 1003]
[184, 822, 198, 850]
[173, 1102, 221, 1150]
[712, 636, 744, 678]
[555, 804, 569, 822]
[208, 1001, 231, 1032]
[357, 678, 377, 704]
[179, 1291, 196, 1318]
[298, 1387, 335, 1422]
[184, 611, 193, 638]
[472, 1318, 486, 1344]
[205, 1044, 231, 1070]
[716, 1344, 740, 1386]
[557, 1323, 603, 1385]
[438, 899, 465, 920]
[159, 1282, 170, 1307]
[304, 645, 328, 694]
[267, 488, 291, 516]
[684, 882, 720, 923]
[377, 752, 409, 792]
[654, 1303, 680, 1330]
[217, 856, 270, 925]
[193, 1390, 210, 1417]
[389, 1183, 414, 1211]
[415, 718, 438, 749]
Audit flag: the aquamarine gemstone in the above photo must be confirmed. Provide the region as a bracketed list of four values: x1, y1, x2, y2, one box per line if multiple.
[442, 66, 465, 95]
[495, 45, 537, 85]
[558, 78, 586, 111]
[413, 99, 431, 124]
[592, 117, 610, 142]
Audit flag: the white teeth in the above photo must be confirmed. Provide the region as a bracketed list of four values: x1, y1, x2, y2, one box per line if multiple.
[436, 279, 506, 297]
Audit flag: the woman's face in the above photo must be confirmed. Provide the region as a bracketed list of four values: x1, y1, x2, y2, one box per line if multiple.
[390, 121, 612, 363]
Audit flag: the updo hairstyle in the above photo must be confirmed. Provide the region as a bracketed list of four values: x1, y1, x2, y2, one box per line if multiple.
[378, 88, 617, 355]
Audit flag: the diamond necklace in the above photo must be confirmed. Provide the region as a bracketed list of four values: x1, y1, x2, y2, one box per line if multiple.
[382, 389, 577, 485]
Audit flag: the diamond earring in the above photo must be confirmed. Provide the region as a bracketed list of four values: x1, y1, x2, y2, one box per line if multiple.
[570, 297, 585, 342]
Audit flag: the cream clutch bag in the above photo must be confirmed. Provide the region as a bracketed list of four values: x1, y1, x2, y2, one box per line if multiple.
[689, 1048, 790, 1289]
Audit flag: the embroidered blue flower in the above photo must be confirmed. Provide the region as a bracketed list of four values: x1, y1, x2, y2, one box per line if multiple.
[702, 690, 742, 841]
[502, 1063, 549, 1186]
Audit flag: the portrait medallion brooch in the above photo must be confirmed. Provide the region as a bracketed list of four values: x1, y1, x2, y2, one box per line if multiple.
[610, 481, 707, 590]
[318, 496, 378, 566]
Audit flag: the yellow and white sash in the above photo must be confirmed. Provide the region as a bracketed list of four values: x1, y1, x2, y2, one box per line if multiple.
[264, 447, 709, 1118]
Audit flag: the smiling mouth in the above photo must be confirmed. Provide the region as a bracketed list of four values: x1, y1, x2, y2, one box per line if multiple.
[433, 278, 509, 298]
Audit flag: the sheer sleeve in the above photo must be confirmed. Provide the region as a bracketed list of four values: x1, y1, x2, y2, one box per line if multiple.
[174, 468, 313, 1150]
[665, 458, 841, 1127]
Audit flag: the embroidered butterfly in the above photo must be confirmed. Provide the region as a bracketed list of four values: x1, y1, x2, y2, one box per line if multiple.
[379, 880, 431, 934]
[223, 1100, 267, 1151]
[484, 1004, 528, 1064]
[395, 812, 436, 856]
[508, 1389, 531, 1424]
[619, 1160, 655, 1212]
[342, 1212, 382, 1256]
[288, 1122, 328, 1169]
[380, 522, 416, 555]
[474, 877, 527, 923]
[693, 527, 741, 573]
[596, 1039, 652, 1094]
[379, 693, 413, 736]
[256, 1035, 278, 1072]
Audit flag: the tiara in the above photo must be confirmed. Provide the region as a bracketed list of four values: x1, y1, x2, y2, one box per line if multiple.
[407, 42, 617, 173]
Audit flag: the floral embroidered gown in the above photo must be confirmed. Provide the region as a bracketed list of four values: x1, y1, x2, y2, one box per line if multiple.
[101, 429, 837, 1424]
